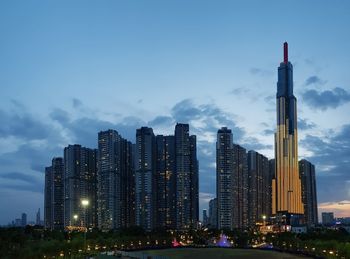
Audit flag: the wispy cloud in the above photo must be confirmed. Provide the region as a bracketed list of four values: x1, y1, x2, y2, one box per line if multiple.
[302, 87, 350, 110]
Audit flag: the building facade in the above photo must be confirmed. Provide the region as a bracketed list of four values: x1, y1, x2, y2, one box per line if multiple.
[156, 135, 176, 229]
[322, 212, 334, 225]
[247, 150, 271, 226]
[232, 144, 248, 229]
[299, 159, 318, 227]
[216, 127, 234, 230]
[135, 127, 156, 231]
[64, 144, 97, 228]
[209, 198, 218, 228]
[273, 42, 304, 217]
[44, 157, 64, 230]
[97, 130, 134, 230]
[175, 123, 199, 229]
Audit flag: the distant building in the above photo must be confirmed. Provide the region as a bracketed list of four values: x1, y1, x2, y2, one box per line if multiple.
[135, 127, 156, 231]
[247, 150, 271, 226]
[21, 213, 27, 227]
[15, 218, 22, 227]
[64, 144, 97, 228]
[36, 208, 41, 226]
[44, 157, 64, 230]
[322, 212, 334, 225]
[175, 123, 198, 230]
[299, 159, 318, 227]
[209, 198, 218, 228]
[203, 209, 208, 226]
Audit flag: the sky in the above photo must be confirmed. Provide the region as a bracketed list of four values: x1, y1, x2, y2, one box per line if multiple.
[0, 0, 349, 224]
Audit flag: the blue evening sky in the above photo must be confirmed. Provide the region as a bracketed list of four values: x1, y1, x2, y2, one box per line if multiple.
[0, 0, 349, 224]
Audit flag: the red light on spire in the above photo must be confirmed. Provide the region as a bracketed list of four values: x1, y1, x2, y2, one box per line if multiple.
[284, 42, 288, 63]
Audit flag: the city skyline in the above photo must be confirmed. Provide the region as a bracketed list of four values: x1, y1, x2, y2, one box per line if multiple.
[1, 1, 350, 224]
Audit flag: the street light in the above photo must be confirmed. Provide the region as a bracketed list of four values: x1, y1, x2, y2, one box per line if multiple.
[81, 199, 89, 207]
[262, 215, 267, 227]
[81, 199, 89, 253]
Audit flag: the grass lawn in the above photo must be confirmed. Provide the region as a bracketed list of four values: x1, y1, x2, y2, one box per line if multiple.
[134, 247, 308, 259]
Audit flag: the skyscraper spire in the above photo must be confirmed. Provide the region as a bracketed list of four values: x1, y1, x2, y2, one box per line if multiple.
[284, 42, 288, 63]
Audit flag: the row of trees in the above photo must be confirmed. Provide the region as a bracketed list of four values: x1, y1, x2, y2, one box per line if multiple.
[266, 228, 350, 258]
[1, 225, 349, 258]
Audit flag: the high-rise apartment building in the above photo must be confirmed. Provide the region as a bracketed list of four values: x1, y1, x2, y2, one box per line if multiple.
[247, 150, 271, 226]
[216, 127, 234, 230]
[156, 135, 176, 229]
[97, 130, 134, 230]
[64, 144, 97, 228]
[44, 157, 64, 230]
[232, 144, 248, 229]
[273, 42, 304, 218]
[135, 127, 156, 231]
[299, 159, 318, 227]
[175, 123, 198, 229]
[216, 128, 248, 230]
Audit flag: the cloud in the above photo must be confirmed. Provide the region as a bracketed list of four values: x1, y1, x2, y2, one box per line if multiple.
[229, 87, 250, 96]
[305, 75, 326, 86]
[49, 108, 70, 125]
[241, 137, 273, 152]
[0, 171, 43, 194]
[262, 129, 274, 136]
[249, 68, 273, 77]
[148, 116, 174, 127]
[0, 108, 51, 140]
[298, 118, 316, 130]
[72, 98, 82, 109]
[318, 200, 350, 218]
[302, 87, 350, 110]
[300, 124, 350, 203]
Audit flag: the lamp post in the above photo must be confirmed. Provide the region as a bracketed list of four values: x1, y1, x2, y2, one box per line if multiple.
[262, 215, 267, 227]
[73, 214, 79, 226]
[81, 199, 89, 253]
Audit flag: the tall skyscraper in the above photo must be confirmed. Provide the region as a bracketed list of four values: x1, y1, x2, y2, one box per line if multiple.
[216, 127, 234, 230]
[44, 157, 64, 230]
[135, 127, 156, 231]
[299, 159, 318, 227]
[232, 144, 248, 229]
[209, 198, 218, 228]
[156, 135, 176, 229]
[273, 42, 304, 217]
[247, 151, 271, 226]
[175, 123, 198, 229]
[97, 130, 134, 230]
[64, 144, 97, 228]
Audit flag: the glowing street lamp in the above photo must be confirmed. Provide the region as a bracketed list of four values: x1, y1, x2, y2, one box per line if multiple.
[81, 199, 89, 207]
[81, 199, 89, 252]
[262, 215, 267, 227]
